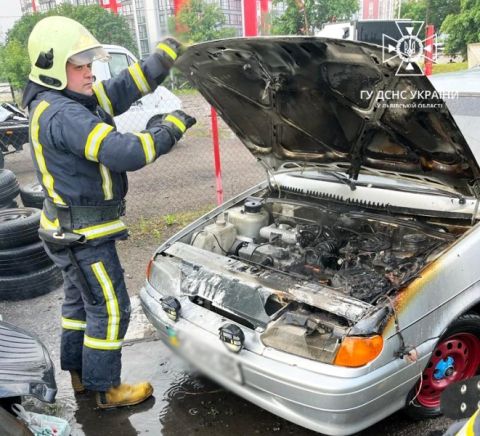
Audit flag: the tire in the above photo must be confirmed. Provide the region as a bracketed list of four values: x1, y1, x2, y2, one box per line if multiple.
[405, 313, 480, 419]
[0, 169, 19, 205]
[20, 182, 45, 209]
[0, 200, 17, 210]
[0, 208, 41, 249]
[0, 264, 63, 301]
[0, 241, 53, 275]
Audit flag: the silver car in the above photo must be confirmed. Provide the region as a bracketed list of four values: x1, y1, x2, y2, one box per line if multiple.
[140, 38, 480, 435]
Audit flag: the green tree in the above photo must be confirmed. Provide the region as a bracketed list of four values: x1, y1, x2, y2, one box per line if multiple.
[271, 0, 358, 36]
[176, 0, 236, 43]
[0, 4, 136, 90]
[401, 0, 460, 32]
[441, 0, 480, 55]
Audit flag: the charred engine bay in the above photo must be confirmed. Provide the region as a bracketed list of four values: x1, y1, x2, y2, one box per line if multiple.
[187, 193, 462, 304]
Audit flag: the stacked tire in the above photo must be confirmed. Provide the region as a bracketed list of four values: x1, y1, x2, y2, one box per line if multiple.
[20, 181, 45, 209]
[0, 171, 62, 301]
[0, 169, 19, 209]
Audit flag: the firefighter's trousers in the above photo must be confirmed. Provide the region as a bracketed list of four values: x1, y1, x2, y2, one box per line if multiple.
[43, 240, 131, 391]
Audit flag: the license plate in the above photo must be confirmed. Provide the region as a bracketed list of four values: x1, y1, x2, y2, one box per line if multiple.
[177, 331, 243, 384]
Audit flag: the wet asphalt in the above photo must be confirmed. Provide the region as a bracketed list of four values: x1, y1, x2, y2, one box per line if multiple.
[0, 93, 456, 435]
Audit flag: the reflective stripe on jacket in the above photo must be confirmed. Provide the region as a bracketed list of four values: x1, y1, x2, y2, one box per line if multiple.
[27, 55, 178, 242]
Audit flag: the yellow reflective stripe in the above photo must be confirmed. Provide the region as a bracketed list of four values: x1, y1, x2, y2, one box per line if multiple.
[99, 163, 113, 200]
[134, 132, 155, 164]
[93, 82, 114, 117]
[62, 317, 86, 331]
[31, 101, 65, 205]
[165, 114, 186, 133]
[40, 211, 59, 230]
[84, 335, 123, 350]
[128, 62, 150, 95]
[84, 123, 113, 162]
[456, 409, 480, 436]
[73, 219, 126, 240]
[156, 42, 177, 61]
[91, 262, 119, 341]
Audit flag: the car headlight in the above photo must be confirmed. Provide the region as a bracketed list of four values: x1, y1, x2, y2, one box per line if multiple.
[146, 255, 182, 296]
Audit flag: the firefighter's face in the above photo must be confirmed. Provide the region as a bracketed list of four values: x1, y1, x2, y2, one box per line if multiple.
[66, 62, 94, 96]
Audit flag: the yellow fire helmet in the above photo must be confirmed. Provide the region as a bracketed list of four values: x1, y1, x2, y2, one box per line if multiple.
[28, 16, 110, 90]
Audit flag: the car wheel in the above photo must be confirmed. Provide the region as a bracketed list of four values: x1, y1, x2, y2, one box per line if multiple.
[0, 169, 19, 206]
[0, 241, 53, 274]
[146, 115, 163, 129]
[0, 208, 41, 249]
[0, 263, 63, 301]
[405, 313, 480, 419]
[20, 181, 45, 209]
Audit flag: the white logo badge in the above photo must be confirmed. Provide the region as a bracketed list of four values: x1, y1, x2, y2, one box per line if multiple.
[382, 21, 437, 76]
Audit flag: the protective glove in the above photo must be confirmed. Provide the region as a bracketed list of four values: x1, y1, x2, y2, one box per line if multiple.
[153, 110, 196, 142]
[155, 37, 186, 69]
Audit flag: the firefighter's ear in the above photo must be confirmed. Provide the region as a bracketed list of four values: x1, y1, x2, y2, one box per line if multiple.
[35, 48, 54, 70]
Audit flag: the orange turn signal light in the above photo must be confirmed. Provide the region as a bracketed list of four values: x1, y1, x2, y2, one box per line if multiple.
[334, 335, 383, 367]
[145, 258, 153, 280]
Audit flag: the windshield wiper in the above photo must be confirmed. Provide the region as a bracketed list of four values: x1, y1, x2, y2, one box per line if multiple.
[292, 171, 357, 191]
[329, 172, 356, 191]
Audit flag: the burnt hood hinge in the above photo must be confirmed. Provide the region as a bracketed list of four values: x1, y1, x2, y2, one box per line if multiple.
[470, 179, 480, 225]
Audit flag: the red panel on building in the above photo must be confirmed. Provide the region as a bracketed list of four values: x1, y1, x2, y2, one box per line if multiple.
[174, 0, 189, 15]
[99, 0, 120, 14]
[243, 0, 257, 36]
[363, 0, 380, 19]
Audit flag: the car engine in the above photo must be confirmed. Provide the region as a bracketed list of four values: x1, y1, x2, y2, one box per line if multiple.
[189, 196, 456, 303]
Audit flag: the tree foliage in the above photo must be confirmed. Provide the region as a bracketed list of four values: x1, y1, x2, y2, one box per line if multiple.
[271, 0, 358, 36]
[441, 0, 480, 55]
[0, 4, 136, 90]
[176, 0, 236, 43]
[401, 0, 460, 32]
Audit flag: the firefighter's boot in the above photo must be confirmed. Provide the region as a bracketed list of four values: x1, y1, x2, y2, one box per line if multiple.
[96, 382, 153, 409]
[69, 370, 86, 394]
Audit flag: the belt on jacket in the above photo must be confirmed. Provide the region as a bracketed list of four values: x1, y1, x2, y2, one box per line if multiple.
[44, 198, 126, 231]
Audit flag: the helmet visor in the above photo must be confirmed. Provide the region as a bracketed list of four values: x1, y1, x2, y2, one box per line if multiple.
[68, 46, 110, 66]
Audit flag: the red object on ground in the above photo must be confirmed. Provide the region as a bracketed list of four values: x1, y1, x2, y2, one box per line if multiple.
[210, 107, 223, 205]
[31, 0, 36, 12]
[424, 24, 435, 76]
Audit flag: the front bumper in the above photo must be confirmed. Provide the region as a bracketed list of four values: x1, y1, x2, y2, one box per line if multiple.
[140, 283, 426, 435]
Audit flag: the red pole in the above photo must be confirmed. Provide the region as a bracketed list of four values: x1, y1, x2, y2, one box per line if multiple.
[243, 0, 258, 36]
[211, 107, 223, 205]
[424, 24, 435, 76]
[31, 0, 36, 12]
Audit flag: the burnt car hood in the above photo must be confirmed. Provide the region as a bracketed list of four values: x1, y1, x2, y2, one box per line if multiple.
[177, 37, 480, 196]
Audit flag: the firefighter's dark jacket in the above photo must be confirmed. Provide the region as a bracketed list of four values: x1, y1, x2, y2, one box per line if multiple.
[23, 53, 177, 243]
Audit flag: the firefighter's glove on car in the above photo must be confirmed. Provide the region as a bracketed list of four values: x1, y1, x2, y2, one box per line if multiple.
[150, 110, 196, 144]
[155, 37, 185, 69]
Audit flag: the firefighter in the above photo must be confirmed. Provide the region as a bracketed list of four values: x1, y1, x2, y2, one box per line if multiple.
[22, 16, 196, 409]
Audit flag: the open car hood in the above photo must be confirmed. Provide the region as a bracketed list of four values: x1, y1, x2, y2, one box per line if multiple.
[177, 37, 480, 196]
